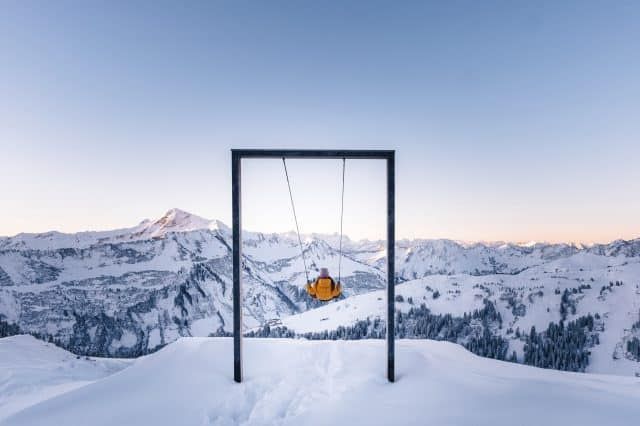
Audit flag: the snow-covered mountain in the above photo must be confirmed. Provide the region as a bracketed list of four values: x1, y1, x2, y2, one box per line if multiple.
[0, 208, 228, 251]
[2, 335, 639, 426]
[1, 208, 640, 376]
[0, 209, 385, 357]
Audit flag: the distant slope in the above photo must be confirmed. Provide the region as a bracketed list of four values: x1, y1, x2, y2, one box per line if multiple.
[283, 253, 640, 376]
[3, 337, 640, 426]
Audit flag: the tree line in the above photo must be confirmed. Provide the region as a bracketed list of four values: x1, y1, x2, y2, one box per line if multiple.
[241, 300, 509, 361]
[523, 314, 597, 372]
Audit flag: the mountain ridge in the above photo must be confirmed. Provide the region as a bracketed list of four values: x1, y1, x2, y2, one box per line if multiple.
[1, 208, 640, 376]
[2, 207, 639, 252]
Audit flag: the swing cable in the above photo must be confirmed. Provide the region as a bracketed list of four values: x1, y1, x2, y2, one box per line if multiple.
[338, 158, 345, 286]
[282, 158, 310, 285]
[282, 158, 346, 288]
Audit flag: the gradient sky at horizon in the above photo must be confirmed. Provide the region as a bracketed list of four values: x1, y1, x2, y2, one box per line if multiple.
[1, 1, 639, 243]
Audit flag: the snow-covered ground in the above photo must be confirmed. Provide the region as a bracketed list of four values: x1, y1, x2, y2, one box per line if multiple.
[2, 335, 639, 426]
[0, 336, 131, 422]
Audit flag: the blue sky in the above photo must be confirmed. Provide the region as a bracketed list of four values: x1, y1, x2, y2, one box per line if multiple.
[1, 1, 639, 242]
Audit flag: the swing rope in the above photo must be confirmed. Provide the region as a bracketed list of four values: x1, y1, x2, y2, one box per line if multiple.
[282, 158, 346, 288]
[282, 158, 310, 285]
[338, 158, 345, 285]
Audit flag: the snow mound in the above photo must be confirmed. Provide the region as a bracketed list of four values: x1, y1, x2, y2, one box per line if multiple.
[3, 337, 640, 425]
[0, 335, 131, 422]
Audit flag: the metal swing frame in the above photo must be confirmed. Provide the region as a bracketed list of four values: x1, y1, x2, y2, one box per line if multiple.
[231, 149, 396, 383]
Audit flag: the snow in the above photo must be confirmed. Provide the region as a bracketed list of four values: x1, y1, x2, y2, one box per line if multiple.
[136, 208, 214, 239]
[110, 331, 137, 350]
[3, 207, 640, 376]
[0, 335, 131, 422]
[190, 316, 223, 337]
[147, 328, 162, 349]
[2, 336, 640, 425]
[0, 209, 225, 251]
[283, 260, 640, 377]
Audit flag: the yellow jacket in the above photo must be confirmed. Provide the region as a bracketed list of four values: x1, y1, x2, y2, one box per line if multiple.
[306, 277, 341, 302]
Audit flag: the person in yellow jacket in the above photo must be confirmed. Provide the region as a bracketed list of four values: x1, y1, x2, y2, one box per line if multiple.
[306, 267, 341, 302]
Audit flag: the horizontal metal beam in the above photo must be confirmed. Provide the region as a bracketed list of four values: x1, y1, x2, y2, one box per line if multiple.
[231, 149, 394, 159]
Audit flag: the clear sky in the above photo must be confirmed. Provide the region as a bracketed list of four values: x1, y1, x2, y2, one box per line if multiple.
[1, 1, 639, 243]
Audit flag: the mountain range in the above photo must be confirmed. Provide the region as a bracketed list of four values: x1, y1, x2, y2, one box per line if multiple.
[1, 208, 639, 375]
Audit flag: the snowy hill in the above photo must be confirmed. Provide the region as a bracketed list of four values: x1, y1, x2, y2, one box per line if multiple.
[1, 336, 639, 426]
[0, 335, 130, 422]
[282, 248, 640, 376]
[1, 208, 640, 376]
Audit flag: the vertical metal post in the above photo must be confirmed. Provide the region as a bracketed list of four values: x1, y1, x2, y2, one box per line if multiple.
[387, 153, 395, 382]
[232, 152, 243, 383]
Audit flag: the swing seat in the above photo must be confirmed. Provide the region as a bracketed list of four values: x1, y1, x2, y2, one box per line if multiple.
[306, 276, 341, 302]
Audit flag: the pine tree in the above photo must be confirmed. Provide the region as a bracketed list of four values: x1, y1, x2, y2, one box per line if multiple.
[0, 319, 20, 338]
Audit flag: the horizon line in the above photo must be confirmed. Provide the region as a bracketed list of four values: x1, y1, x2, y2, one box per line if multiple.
[2, 207, 638, 247]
